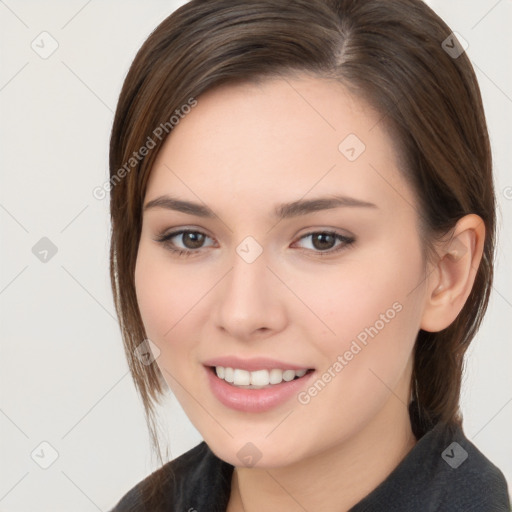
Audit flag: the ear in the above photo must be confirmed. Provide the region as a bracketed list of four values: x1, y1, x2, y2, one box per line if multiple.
[420, 214, 485, 332]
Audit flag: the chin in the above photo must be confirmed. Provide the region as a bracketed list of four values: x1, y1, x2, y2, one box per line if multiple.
[204, 432, 306, 469]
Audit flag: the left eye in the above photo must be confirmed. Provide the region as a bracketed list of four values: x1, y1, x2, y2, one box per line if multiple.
[155, 229, 354, 256]
[294, 231, 355, 253]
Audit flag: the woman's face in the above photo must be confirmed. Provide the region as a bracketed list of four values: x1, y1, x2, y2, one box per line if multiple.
[135, 75, 431, 468]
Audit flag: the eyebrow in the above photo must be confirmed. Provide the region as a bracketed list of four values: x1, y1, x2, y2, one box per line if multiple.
[143, 194, 378, 219]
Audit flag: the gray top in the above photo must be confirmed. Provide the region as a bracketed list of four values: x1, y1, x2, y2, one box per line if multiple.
[111, 421, 510, 511]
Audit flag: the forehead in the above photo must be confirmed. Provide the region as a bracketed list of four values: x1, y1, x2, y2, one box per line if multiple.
[146, 75, 413, 216]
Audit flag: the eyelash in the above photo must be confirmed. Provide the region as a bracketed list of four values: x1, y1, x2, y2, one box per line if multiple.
[154, 229, 355, 258]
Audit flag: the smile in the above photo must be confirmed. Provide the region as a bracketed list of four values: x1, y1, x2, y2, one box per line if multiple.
[214, 366, 310, 388]
[204, 362, 315, 413]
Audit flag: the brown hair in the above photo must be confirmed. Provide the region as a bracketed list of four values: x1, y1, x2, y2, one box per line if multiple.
[109, 0, 494, 460]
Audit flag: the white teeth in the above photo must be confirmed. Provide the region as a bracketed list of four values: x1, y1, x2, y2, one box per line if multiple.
[214, 366, 309, 388]
[224, 367, 234, 383]
[282, 369, 296, 382]
[233, 369, 250, 386]
[250, 369, 269, 386]
[269, 368, 283, 384]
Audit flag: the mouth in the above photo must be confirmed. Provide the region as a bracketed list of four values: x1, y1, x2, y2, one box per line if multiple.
[209, 366, 314, 389]
[203, 356, 316, 412]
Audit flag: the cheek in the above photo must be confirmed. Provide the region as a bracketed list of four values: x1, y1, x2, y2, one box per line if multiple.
[293, 237, 425, 397]
[290, 278, 423, 451]
[134, 243, 198, 346]
[134, 248, 169, 341]
[292, 240, 424, 345]
[134, 241, 222, 392]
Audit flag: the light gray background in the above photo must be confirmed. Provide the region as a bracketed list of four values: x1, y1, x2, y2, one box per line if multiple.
[0, 1, 510, 510]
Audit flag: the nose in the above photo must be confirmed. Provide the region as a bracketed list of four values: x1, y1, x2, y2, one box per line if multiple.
[213, 247, 287, 341]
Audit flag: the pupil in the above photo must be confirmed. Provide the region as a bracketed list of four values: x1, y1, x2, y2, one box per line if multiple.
[313, 233, 335, 250]
[184, 232, 204, 249]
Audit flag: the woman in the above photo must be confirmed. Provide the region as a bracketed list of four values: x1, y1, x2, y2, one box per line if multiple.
[108, 0, 510, 510]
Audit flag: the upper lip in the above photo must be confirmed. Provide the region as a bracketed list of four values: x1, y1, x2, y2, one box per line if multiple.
[203, 356, 313, 372]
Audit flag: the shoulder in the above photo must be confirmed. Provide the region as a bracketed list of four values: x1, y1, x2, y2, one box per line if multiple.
[435, 424, 510, 510]
[351, 421, 510, 511]
[109, 441, 233, 512]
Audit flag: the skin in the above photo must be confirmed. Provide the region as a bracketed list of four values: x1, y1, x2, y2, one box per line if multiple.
[134, 74, 484, 511]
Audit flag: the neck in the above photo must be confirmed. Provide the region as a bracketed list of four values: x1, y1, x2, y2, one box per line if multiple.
[227, 398, 417, 512]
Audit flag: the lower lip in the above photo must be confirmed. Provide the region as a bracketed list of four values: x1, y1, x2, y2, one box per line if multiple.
[205, 367, 314, 413]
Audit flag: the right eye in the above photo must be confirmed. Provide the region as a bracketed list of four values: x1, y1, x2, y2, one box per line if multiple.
[155, 229, 216, 257]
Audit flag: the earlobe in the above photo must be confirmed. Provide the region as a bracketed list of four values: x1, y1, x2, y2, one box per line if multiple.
[420, 214, 485, 333]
